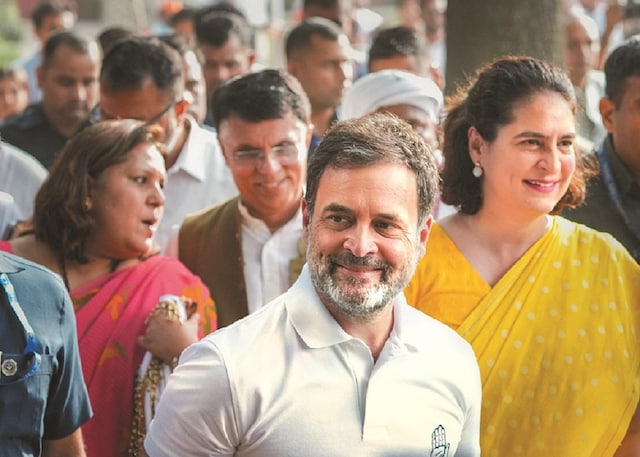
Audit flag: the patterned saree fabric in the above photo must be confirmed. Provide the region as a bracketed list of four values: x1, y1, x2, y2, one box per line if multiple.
[72, 255, 216, 457]
[405, 216, 640, 456]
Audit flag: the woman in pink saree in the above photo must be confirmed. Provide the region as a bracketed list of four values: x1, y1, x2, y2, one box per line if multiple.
[0, 119, 217, 457]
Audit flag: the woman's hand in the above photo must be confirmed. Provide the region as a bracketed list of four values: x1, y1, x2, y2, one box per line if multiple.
[137, 308, 200, 366]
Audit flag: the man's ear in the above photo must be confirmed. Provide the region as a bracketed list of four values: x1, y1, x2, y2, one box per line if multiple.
[247, 50, 256, 67]
[305, 124, 314, 148]
[174, 99, 189, 120]
[599, 97, 615, 133]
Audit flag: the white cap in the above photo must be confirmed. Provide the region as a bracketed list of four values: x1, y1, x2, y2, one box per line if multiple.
[341, 69, 443, 123]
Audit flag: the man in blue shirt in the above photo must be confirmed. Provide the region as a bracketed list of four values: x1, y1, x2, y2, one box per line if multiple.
[0, 251, 92, 456]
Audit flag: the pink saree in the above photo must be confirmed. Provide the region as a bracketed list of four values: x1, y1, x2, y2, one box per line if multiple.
[71, 255, 216, 457]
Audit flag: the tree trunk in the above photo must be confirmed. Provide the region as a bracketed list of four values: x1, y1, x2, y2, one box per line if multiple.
[445, 0, 565, 95]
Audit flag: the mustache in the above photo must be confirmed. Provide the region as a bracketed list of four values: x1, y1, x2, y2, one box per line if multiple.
[328, 252, 388, 270]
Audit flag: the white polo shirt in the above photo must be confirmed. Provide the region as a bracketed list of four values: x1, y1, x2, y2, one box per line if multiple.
[145, 266, 481, 457]
[156, 118, 237, 252]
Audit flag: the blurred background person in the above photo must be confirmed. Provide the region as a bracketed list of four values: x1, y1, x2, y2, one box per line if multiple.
[565, 11, 607, 147]
[286, 16, 353, 155]
[159, 33, 208, 126]
[0, 119, 216, 457]
[0, 67, 30, 122]
[96, 25, 135, 57]
[367, 25, 431, 76]
[1, 31, 100, 169]
[14, 1, 75, 104]
[194, 7, 255, 127]
[564, 35, 640, 262]
[0, 140, 47, 223]
[341, 69, 455, 219]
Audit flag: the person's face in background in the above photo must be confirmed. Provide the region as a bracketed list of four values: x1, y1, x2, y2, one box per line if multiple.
[199, 34, 255, 101]
[99, 81, 187, 158]
[287, 34, 353, 112]
[600, 76, 640, 179]
[35, 11, 75, 46]
[182, 50, 207, 124]
[565, 16, 600, 88]
[303, 0, 354, 40]
[376, 103, 439, 154]
[38, 44, 100, 133]
[0, 73, 29, 121]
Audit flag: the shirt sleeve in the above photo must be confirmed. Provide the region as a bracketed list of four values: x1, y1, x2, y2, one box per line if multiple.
[144, 338, 239, 456]
[43, 283, 93, 440]
[454, 349, 482, 457]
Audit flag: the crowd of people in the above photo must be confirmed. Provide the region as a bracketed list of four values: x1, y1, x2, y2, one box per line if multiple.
[0, 0, 639, 456]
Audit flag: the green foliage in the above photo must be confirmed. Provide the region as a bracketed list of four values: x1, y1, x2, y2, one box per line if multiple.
[0, 0, 22, 66]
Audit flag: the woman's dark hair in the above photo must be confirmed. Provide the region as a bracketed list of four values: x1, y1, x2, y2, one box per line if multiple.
[441, 56, 595, 214]
[33, 119, 163, 263]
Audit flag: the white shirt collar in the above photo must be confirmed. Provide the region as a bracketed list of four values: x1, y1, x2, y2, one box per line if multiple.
[168, 116, 213, 182]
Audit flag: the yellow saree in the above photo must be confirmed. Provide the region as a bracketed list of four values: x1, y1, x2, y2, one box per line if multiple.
[405, 216, 640, 456]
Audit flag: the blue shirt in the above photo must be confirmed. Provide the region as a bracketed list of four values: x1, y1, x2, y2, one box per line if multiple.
[0, 252, 92, 456]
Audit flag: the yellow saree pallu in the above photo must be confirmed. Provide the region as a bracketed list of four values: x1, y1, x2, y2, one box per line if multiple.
[405, 216, 640, 456]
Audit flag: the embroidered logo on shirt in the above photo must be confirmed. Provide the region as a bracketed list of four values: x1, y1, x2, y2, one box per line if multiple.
[430, 425, 450, 457]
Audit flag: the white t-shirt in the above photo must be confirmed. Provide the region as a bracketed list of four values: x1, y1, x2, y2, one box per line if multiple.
[156, 118, 237, 252]
[145, 266, 482, 457]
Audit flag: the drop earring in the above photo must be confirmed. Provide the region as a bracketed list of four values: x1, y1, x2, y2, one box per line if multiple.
[472, 163, 483, 178]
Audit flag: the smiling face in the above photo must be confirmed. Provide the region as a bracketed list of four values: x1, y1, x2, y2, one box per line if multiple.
[303, 162, 430, 319]
[218, 112, 309, 230]
[470, 91, 577, 219]
[85, 142, 166, 260]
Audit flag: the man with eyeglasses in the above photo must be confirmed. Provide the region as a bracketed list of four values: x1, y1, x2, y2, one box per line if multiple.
[165, 69, 311, 328]
[0, 251, 92, 456]
[97, 36, 237, 252]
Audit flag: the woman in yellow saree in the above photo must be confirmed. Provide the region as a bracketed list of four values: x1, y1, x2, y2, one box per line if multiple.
[405, 56, 640, 456]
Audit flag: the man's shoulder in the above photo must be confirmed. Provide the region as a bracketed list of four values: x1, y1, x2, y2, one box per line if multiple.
[0, 251, 66, 293]
[0, 104, 47, 133]
[0, 141, 48, 176]
[400, 303, 476, 356]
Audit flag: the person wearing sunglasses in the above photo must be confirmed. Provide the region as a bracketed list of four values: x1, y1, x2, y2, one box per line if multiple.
[0, 250, 92, 456]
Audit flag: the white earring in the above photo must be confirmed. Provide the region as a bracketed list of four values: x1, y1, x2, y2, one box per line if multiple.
[472, 163, 483, 178]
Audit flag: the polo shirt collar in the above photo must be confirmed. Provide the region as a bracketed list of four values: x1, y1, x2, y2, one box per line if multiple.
[285, 265, 416, 350]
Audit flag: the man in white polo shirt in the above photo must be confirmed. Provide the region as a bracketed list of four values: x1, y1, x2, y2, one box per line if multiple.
[145, 114, 481, 457]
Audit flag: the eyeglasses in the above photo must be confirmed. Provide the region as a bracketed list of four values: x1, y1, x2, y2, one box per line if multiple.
[91, 101, 175, 125]
[232, 143, 302, 168]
